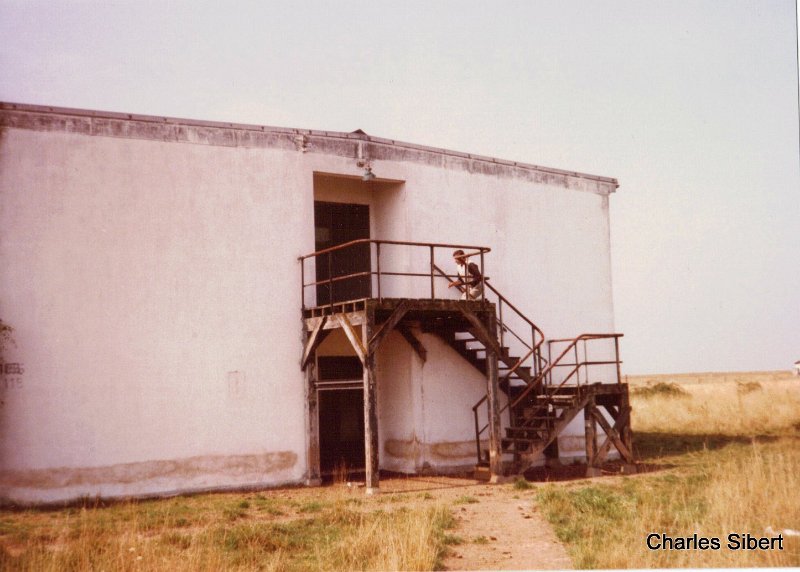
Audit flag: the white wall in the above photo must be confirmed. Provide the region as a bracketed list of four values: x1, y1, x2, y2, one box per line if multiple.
[0, 109, 619, 502]
[368, 157, 618, 461]
[0, 128, 317, 502]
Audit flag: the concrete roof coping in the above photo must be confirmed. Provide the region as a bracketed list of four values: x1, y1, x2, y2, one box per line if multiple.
[0, 102, 619, 187]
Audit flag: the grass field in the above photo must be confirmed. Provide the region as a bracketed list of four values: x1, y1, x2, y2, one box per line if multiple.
[535, 370, 800, 568]
[0, 488, 456, 571]
[1, 370, 798, 570]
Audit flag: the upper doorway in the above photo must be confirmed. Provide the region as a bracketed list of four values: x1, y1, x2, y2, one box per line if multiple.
[314, 201, 371, 305]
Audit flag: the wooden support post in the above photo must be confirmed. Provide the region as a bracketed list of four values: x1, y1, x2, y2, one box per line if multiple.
[592, 405, 634, 464]
[304, 353, 321, 486]
[485, 313, 504, 482]
[585, 395, 601, 477]
[620, 389, 635, 465]
[362, 306, 380, 494]
[544, 438, 561, 468]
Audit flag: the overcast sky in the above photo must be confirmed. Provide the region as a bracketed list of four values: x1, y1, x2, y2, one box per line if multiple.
[1, 0, 798, 374]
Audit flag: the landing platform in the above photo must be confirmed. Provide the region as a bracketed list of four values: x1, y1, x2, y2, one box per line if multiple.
[303, 297, 495, 330]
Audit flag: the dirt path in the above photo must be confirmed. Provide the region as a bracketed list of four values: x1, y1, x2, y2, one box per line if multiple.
[377, 476, 573, 570]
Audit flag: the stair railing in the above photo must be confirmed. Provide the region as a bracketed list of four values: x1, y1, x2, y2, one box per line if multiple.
[482, 280, 548, 378]
[472, 333, 623, 463]
[432, 264, 547, 379]
[510, 333, 623, 413]
[299, 238, 492, 310]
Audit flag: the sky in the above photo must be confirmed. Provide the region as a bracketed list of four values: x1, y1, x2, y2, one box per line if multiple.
[1, 0, 798, 374]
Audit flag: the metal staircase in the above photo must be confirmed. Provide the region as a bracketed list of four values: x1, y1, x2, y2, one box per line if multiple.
[300, 239, 634, 486]
[428, 266, 630, 476]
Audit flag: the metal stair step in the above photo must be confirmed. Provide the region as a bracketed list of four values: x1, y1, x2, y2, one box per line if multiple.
[499, 364, 532, 377]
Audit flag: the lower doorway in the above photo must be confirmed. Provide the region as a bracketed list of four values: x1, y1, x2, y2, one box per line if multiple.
[317, 356, 365, 480]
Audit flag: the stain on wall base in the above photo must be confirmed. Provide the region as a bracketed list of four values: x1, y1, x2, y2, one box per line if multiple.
[0, 451, 299, 506]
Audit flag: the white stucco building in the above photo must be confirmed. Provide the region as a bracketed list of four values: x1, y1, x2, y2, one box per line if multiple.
[0, 103, 632, 504]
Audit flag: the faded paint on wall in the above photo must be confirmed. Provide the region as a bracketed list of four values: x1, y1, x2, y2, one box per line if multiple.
[1, 104, 619, 502]
[1, 451, 297, 505]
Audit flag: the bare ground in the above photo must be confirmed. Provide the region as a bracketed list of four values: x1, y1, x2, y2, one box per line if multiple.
[357, 475, 573, 571]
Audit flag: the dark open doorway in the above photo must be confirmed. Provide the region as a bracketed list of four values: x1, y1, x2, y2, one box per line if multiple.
[314, 201, 371, 305]
[317, 356, 365, 478]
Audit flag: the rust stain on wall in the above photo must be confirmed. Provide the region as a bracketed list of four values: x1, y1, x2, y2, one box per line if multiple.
[384, 437, 479, 463]
[0, 451, 297, 490]
[385, 436, 421, 460]
[429, 440, 476, 460]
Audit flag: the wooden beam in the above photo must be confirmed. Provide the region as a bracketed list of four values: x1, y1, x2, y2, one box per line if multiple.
[304, 359, 321, 485]
[304, 311, 366, 331]
[396, 324, 427, 362]
[590, 405, 634, 463]
[620, 390, 634, 458]
[367, 300, 411, 353]
[362, 306, 380, 493]
[584, 396, 600, 475]
[457, 308, 503, 356]
[301, 316, 329, 370]
[484, 312, 503, 481]
[338, 313, 366, 365]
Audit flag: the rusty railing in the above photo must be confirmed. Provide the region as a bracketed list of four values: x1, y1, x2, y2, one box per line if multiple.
[299, 239, 491, 310]
[472, 333, 623, 462]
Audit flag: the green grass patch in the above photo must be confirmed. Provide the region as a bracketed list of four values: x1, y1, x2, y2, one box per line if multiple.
[513, 477, 533, 490]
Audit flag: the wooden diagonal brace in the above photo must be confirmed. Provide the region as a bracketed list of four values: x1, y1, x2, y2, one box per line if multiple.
[301, 316, 329, 370]
[397, 324, 427, 362]
[591, 405, 634, 463]
[457, 308, 503, 357]
[338, 313, 367, 365]
[368, 300, 411, 353]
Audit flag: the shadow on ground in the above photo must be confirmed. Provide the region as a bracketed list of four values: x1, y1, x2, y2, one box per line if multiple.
[520, 432, 797, 483]
[633, 431, 785, 460]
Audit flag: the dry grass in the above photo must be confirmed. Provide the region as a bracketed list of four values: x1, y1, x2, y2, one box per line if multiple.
[535, 371, 800, 568]
[631, 372, 800, 436]
[4, 371, 798, 570]
[0, 490, 455, 571]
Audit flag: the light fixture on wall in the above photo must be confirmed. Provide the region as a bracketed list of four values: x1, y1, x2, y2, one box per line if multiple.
[362, 166, 376, 182]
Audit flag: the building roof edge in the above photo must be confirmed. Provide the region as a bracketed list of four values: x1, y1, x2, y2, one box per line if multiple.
[0, 102, 619, 188]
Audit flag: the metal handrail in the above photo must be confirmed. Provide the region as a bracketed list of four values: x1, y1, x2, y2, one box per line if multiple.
[511, 334, 623, 409]
[431, 264, 546, 372]
[299, 239, 491, 310]
[471, 333, 623, 460]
